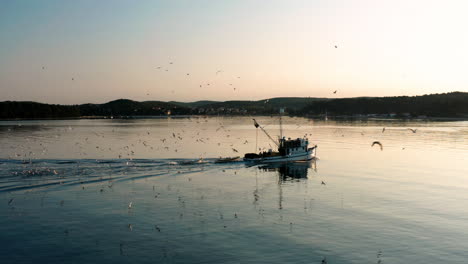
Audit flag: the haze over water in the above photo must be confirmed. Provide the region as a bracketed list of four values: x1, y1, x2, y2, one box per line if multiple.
[1, 116, 467, 263]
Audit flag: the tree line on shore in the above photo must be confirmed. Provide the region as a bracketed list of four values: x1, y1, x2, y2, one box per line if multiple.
[1, 92, 467, 119]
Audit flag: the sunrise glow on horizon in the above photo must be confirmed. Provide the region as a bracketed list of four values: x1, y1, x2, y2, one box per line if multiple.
[1, 0, 468, 104]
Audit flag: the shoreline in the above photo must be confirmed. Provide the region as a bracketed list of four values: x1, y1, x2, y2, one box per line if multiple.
[1, 115, 467, 122]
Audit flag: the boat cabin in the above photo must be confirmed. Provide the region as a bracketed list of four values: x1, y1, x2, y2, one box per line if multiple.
[278, 137, 309, 156]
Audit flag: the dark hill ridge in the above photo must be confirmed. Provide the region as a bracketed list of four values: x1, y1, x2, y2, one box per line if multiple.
[169, 100, 220, 108]
[301, 92, 468, 117]
[79, 99, 189, 116]
[0, 101, 80, 119]
[1, 92, 467, 119]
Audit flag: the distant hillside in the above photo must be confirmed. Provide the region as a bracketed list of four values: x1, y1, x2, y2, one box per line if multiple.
[78, 99, 192, 116]
[1, 92, 467, 119]
[299, 92, 468, 117]
[0, 101, 80, 119]
[169, 100, 220, 108]
[196, 97, 328, 114]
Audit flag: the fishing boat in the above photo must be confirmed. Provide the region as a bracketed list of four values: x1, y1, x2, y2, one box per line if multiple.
[243, 110, 317, 163]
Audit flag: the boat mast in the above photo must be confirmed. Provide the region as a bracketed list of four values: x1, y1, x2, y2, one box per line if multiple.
[279, 108, 284, 140]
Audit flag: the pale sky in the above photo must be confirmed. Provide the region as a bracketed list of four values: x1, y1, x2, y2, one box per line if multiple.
[1, 0, 468, 104]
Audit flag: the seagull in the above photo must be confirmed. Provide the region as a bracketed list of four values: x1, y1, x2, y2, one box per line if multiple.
[128, 202, 132, 209]
[321, 181, 326, 185]
[407, 128, 417, 133]
[333, 90, 337, 94]
[372, 141, 383, 151]
[8, 198, 14, 205]
[232, 148, 238, 152]
[382, 127, 385, 133]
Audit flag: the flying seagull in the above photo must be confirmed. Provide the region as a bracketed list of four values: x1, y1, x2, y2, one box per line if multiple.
[407, 128, 417, 133]
[372, 141, 383, 151]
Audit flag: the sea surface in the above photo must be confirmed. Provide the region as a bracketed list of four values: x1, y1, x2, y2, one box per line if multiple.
[1, 116, 467, 264]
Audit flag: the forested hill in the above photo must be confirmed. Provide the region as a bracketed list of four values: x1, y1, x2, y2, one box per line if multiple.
[1, 92, 467, 119]
[298, 92, 468, 117]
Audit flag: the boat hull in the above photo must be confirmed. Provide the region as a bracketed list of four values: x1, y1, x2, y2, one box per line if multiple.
[244, 147, 316, 163]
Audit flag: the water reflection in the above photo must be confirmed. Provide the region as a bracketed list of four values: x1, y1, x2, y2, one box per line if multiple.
[258, 159, 317, 182]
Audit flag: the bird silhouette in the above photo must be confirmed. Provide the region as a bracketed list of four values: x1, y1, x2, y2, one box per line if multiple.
[321, 181, 326, 185]
[372, 141, 383, 151]
[407, 128, 417, 133]
[382, 127, 385, 133]
[333, 90, 337, 94]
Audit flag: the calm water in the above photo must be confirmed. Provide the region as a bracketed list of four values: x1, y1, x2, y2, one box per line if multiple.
[1, 117, 467, 264]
